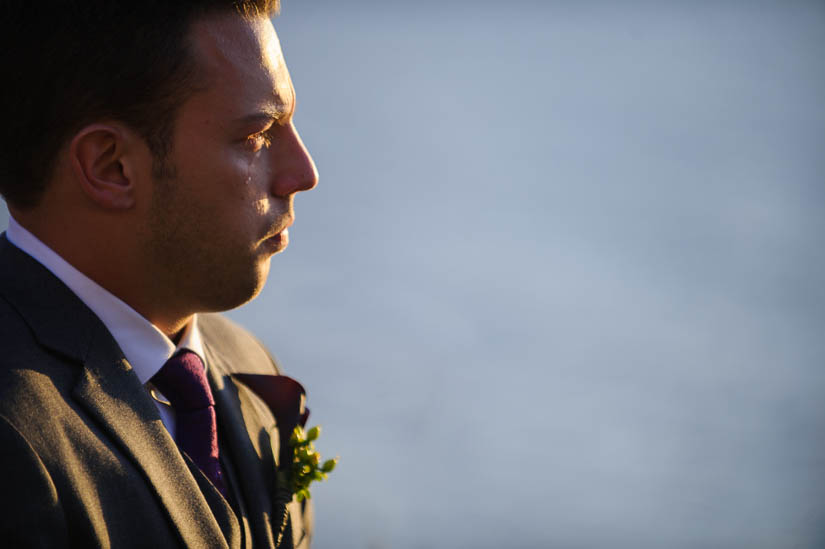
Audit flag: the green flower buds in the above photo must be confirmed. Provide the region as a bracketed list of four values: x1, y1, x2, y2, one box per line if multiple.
[283, 425, 339, 502]
[311, 471, 326, 482]
[290, 426, 307, 445]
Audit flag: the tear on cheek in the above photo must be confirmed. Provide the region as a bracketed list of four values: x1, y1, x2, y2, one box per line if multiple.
[245, 148, 265, 185]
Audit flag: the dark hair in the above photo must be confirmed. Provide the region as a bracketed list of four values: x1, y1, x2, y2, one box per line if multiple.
[0, 0, 280, 209]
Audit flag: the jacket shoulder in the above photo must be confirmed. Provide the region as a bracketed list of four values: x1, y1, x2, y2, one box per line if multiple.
[198, 312, 283, 375]
[0, 292, 37, 363]
[0, 296, 77, 419]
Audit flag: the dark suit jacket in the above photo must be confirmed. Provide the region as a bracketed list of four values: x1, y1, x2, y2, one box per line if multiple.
[0, 234, 312, 548]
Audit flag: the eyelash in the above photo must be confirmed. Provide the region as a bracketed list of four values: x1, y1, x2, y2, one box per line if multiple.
[247, 129, 273, 151]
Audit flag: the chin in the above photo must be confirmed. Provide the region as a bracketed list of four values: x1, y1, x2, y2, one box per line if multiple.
[201, 258, 272, 313]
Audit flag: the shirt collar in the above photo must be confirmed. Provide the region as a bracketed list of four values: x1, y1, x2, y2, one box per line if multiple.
[5, 216, 206, 383]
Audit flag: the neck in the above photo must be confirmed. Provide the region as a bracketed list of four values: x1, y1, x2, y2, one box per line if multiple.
[10, 207, 195, 340]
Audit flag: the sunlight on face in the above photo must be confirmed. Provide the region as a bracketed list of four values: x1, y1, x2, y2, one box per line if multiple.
[260, 21, 289, 91]
[142, 13, 316, 315]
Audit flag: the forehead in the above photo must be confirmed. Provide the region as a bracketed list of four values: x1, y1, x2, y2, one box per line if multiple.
[187, 13, 293, 116]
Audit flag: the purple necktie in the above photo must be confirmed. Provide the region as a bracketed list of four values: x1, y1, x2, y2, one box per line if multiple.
[151, 350, 227, 498]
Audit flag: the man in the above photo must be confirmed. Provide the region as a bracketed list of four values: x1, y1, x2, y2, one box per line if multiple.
[0, 1, 318, 547]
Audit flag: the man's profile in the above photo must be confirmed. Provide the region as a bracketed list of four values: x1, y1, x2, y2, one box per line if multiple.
[0, 1, 318, 547]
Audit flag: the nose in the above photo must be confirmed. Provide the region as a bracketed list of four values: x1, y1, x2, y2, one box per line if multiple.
[269, 122, 319, 197]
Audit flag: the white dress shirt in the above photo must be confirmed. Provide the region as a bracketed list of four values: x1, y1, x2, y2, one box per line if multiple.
[5, 216, 205, 438]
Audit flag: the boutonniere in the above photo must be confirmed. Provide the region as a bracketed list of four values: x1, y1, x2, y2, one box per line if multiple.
[233, 373, 338, 502]
[289, 424, 338, 501]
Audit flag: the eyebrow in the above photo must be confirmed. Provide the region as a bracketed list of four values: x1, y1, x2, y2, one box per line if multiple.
[234, 101, 294, 127]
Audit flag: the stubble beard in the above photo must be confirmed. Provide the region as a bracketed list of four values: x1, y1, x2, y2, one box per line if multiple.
[144, 169, 270, 317]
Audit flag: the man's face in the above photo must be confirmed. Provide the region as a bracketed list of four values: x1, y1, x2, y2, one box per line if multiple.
[143, 13, 318, 315]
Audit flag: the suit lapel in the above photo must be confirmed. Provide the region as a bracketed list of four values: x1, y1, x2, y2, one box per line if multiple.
[0, 236, 230, 548]
[205, 341, 280, 549]
[73, 351, 230, 549]
[183, 452, 243, 549]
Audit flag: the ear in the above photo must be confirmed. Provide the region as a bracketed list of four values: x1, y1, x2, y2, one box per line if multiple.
[69, 123, 141, 210]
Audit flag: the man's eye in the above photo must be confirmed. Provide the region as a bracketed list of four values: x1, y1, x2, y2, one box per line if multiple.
[246, 131, 272, 151]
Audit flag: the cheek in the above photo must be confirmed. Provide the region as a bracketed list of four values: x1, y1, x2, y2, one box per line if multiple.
[244, 150, 277, 204]
[193, 150, 259, 199]
[177, 146, 274, 225]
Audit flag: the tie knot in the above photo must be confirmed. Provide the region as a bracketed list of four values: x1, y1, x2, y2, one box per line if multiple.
[151, 350, 214, 412]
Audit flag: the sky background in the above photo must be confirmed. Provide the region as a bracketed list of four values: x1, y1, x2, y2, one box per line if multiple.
[3, 1, 825, 547]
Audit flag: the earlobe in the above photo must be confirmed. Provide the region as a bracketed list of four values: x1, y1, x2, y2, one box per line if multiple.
[70, 124, 137, 210]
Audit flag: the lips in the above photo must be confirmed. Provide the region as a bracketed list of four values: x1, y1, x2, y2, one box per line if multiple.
[264, 217, 294, 241]
[259, 217, 293, 254]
